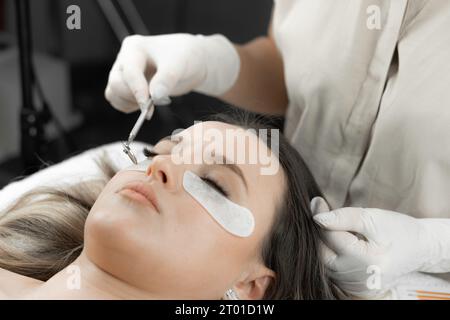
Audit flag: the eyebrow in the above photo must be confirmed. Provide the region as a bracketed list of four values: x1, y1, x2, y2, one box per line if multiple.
[214, 155, 249, 193]
[152, 135, 180, 149]
[154, 136, 249, 193]
[160, 135, 179, 143]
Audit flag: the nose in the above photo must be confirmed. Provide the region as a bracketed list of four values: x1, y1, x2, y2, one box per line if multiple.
[146, 155, 179, 192]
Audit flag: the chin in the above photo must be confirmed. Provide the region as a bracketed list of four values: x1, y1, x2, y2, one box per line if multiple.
[85, 205, 139, 254]
[84, 213, 146, 279]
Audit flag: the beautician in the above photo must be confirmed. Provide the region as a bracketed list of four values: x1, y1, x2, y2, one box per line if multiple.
[104, 0, 450, 298]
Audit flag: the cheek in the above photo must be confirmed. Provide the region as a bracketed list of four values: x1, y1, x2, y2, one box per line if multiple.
[161, 197, 251, 274]
[148, 197, 249, 299]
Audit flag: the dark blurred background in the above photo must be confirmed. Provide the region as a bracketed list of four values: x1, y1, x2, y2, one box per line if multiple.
[0, 0, 274, 188]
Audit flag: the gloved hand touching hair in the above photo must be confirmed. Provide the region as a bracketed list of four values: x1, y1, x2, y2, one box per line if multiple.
[310, 197, 450, 299]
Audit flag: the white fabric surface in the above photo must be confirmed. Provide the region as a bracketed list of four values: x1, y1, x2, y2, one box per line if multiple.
[388, 272, 450, 300]
[0, 141, 150, 212]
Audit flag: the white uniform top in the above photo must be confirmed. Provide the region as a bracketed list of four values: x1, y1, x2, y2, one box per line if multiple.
[272, 0, 450, 218]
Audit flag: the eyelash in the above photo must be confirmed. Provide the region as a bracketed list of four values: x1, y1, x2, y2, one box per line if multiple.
[201, 176, 229, 198]
[143, 147, 229, 198]
[143, 147, 158, 157]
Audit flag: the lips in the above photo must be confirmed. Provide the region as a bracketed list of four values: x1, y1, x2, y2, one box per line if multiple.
[118, 181, 160, 213]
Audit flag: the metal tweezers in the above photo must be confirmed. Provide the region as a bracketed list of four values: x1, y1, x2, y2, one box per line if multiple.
[122, 99, 155, 164]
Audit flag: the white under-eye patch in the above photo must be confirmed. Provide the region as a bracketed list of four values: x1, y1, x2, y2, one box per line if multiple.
[182, 170, 255, 237]
[123, 158, 153, 172]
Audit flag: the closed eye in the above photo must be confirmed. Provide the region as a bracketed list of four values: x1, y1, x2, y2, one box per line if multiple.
[143, 147, 158, 158]
[201, 176, 229, 198]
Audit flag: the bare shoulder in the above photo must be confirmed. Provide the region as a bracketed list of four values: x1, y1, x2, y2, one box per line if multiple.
[0, 267, 42, 299]
[0, 286, 7, 299]
[0, 267, 15, 299]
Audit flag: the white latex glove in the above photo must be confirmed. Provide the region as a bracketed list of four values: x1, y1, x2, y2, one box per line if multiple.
[104, 33, 240, 112]
[310, 200, 450, 298]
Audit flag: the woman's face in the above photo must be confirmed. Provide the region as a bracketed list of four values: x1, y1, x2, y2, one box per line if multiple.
[84, 121, 285, 299]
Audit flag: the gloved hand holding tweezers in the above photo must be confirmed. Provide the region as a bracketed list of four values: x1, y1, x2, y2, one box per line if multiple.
[122, 98, 155, 164]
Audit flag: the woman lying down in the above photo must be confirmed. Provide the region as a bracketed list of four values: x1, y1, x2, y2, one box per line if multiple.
[0, 114, 346, 299]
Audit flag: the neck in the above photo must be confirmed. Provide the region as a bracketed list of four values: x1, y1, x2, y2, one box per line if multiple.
[24, 252, 158, 299]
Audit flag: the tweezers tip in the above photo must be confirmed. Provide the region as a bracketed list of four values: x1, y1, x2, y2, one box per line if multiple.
[122, 142, 138, 164]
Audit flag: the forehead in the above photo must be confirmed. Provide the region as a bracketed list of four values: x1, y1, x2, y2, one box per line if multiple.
[180, 121, 270, 152]
[178, 121, 278, 166]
